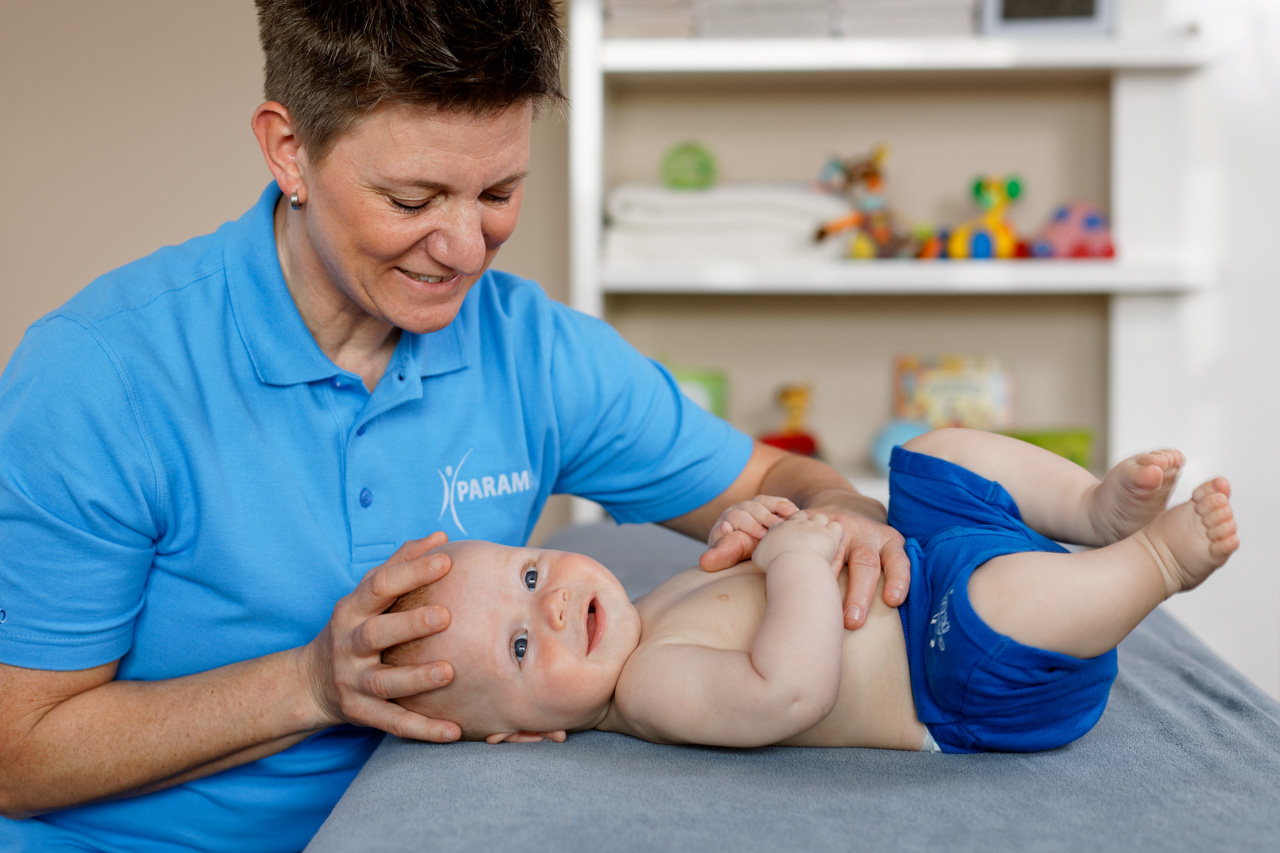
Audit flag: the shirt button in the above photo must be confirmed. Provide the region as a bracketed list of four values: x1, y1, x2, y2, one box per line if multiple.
[331, 378, 344, 389]
[356, 424, 367, 436]
[359, 488, 373, 508]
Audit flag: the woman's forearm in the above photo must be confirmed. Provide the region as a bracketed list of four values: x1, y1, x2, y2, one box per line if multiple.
[758, 452, 886, 523]
[0, 647, 327, 819]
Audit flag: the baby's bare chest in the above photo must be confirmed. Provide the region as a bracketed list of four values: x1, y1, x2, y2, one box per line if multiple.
[635, 567, 768, 651]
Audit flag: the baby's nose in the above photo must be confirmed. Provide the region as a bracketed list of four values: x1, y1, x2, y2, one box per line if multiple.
[540, 588, 569, 630]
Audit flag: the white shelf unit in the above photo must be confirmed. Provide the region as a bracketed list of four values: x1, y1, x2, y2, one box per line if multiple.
[568, 0, 1214, 517]
[601, 258, 1205, 296]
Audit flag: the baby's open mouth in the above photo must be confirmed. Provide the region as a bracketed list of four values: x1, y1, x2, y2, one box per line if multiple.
[586, 598, 602, 655]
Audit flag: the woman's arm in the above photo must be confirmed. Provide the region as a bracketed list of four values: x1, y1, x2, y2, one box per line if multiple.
[0, 535, 458, 819]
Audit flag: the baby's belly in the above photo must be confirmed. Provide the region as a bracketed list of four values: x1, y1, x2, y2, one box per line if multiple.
[780, 590, 927, 750]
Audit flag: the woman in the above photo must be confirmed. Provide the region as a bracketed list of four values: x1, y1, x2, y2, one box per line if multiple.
[0, 2, 906, 849]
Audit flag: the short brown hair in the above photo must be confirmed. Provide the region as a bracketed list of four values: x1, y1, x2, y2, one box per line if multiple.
[256, 0, 565, 161]
[382, 583, 437, 666]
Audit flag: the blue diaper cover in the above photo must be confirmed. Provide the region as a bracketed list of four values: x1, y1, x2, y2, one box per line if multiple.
[888, 446, 1118, 753]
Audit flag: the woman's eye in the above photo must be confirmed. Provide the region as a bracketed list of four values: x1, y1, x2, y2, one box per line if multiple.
[391, 198, 428, 212]
[513, 632, 528, 664]
[523, 567, 538, 590]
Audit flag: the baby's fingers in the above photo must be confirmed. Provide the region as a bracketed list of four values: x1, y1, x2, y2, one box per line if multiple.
[752, 495, 800, 518]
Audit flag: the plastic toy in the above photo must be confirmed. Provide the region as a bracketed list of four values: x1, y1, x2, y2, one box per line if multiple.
[947, 176, 1024, 260]
[660, 141, 717, 190]
[758, 383, 820, 457]
[869, 419, 932, 475]
[813, 146, 916, 259]
[1031, 202, 1115, 258]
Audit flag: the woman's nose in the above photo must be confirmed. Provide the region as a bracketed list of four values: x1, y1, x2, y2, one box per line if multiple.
[425, 201, 486, 276]
[540, 588, 569, 630]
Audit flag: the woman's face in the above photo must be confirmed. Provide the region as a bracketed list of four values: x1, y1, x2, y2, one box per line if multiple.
[292, 100, 532, 335]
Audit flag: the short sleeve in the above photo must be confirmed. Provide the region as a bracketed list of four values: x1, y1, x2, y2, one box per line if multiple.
[547, 306, 753, 523]
[0, 317, 161, 670]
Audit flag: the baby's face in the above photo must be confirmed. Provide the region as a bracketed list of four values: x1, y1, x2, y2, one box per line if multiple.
[402, 541, 641, 739]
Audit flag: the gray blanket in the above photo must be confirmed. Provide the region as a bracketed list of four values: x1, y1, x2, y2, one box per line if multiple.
[307, 523, 1280, 852]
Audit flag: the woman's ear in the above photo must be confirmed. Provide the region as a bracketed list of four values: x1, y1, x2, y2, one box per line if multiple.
[484, 730, 568, 744]
[251, 101, 306, 201]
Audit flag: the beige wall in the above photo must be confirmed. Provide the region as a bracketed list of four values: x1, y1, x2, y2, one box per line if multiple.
[0, 0, 573, 539]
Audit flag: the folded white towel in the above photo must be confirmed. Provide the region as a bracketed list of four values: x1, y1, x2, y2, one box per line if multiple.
[603, 223, 849, 262]
[606, 182, 850, 230]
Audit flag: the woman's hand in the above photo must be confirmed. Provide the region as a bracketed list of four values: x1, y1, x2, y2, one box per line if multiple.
[300, 532, 461, 743]
[698, 494, 799, 571]
[803, 490, 910, 629]
[701, 489, 909, 630]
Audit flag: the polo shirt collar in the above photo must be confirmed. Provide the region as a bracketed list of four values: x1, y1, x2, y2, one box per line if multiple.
[225, 184, 468, 387]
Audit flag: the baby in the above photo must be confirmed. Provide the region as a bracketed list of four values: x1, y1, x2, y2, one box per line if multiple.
[384, 428, 1239, 752]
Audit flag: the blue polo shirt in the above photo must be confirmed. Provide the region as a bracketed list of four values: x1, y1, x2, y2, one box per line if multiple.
[0, 184, 752, 852]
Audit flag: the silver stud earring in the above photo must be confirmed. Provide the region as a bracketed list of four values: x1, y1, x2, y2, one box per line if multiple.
[290, 190, 302, 211]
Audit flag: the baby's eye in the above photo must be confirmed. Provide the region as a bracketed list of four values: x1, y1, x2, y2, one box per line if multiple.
[523, 566, 538, 590]
[513, 632, 529, 664]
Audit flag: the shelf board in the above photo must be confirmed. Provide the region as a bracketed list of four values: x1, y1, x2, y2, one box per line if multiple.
[601, 36, 1210, 77]
[600, 259, 1205, 296]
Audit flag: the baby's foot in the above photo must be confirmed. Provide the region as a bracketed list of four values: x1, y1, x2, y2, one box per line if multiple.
[1088, 449, 1185, 545]
[1133, 477, 1239, 599]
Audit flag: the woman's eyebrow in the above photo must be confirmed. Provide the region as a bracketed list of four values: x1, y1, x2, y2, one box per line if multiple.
[394, 171, 528, 191]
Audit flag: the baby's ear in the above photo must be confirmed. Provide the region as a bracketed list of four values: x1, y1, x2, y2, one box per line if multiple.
[484, 730, 568, 744]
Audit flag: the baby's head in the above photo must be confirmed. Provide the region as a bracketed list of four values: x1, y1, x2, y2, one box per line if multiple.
[384, 541, 641, 743]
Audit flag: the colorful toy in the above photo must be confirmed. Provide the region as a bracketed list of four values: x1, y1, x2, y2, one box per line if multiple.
[813, 146, 916, 259]
[1031, 202, 1115, 258]
[758, 383, 821, 457]
[947, 176, 1024, 260]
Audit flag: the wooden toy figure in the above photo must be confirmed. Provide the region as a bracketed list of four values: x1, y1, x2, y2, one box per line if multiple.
[948, 176, 1023, 259]
[814, 146, 914, 259]
[758, 383, 821, 457]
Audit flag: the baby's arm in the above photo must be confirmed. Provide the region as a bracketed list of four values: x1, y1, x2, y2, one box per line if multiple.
[614, 512, 845, 747]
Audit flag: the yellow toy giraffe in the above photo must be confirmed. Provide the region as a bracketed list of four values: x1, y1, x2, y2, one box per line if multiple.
[947, 176, 1022, 259]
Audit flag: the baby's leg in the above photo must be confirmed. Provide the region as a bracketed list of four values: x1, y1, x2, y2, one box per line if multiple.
[902, 428, 1182, 546]
[967, 479, 1238, 658]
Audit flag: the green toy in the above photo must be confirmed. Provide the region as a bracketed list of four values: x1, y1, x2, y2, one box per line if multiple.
[660, 141, 717, 190]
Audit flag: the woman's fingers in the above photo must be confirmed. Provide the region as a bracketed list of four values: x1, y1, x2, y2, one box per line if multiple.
[361, 660, 454, 701]
[699, 528, 754, 571]
[351, 605, 451, 657]
[352, 545, 451, 615]
[362, 701, 461, 743]
[879, 536, 911, 607]
[841, 545, 882, 629]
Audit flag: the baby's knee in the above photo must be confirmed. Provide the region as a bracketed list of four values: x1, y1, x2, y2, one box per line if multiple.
[901, 428, 965, 459]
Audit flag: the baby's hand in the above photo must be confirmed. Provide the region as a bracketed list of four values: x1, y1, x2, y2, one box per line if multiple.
[700, 495, 799, 572]
[752, 511, 845, 573]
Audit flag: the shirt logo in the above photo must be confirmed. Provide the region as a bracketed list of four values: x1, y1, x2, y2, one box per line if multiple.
[437, 448, 533, 534]
[929, 588, 953, 652]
